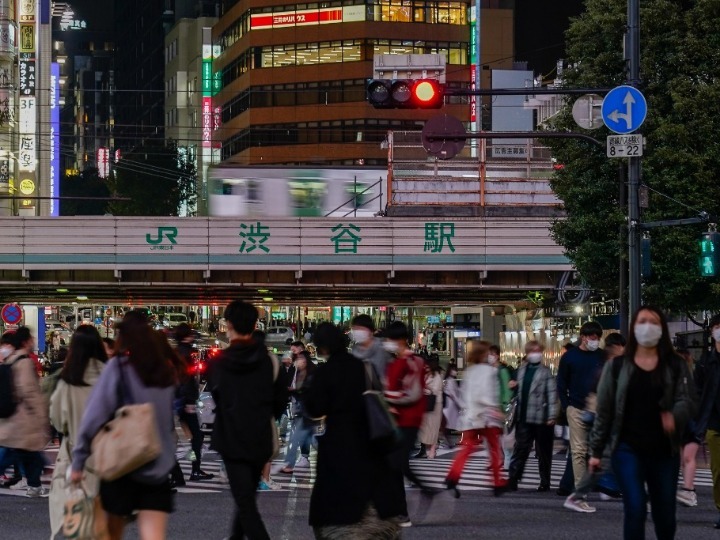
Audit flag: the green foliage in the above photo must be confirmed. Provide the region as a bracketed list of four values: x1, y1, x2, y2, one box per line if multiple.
[108, 141, 197, 216]
[547, 0, 720, 312]
[59, 168, 111, 216]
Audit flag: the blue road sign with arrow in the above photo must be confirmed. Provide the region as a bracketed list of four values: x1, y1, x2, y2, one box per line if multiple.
[601, 85, 647, 134]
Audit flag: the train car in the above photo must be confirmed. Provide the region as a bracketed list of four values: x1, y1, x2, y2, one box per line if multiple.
[208, 166, 387, 217]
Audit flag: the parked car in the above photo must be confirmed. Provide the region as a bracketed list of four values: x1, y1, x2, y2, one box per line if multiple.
[265, 326, 295, 344]
[196, 391, 215, 431]
[163, 313, 189, 328]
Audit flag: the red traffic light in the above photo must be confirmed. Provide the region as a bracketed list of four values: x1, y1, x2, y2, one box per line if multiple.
[413, 80, 442, 107]
[367, 78, 444, 109]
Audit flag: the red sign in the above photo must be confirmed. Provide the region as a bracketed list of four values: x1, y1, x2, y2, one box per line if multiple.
[202, 97, 212, 148]
[251, 8, 343, 29]
[470, 65, 477, 123]
[1, 303, 22, 325]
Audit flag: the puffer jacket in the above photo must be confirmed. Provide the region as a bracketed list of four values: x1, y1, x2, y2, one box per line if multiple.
[588, 354, 696, 459]
[0, 352, 49, 451]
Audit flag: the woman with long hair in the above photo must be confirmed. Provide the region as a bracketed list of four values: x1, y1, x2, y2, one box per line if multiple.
[415, 357, 444, 459]
[442, 363, 463, 448]
[279, 350, 317, 474]
[71, 310, 178, 540]
[588, 306, 696, 540]
[49, 324, 108, 538]
[444, 340, 508, 498]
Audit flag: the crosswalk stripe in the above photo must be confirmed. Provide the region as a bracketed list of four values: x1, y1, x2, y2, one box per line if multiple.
[1, 443, 714, 496]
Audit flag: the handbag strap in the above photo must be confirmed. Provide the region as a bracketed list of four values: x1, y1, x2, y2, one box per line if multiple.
[363, 361, 381, 392]
[116, 358, 134, 406]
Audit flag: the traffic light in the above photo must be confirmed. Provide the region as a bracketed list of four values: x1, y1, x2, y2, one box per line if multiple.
[366, 79, 444, 109]
[699, 232, 720, 277]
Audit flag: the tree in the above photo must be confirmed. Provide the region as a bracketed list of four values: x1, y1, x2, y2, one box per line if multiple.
[547, 0, 720, 312]
[108, 140, 197, 216]
[59, 168, 111, 216]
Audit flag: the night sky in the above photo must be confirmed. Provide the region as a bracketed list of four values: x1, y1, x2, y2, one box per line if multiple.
[514, 0, 585, 77]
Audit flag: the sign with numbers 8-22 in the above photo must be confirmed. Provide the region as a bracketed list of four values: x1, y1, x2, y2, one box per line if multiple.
[607, 134, 643, 158]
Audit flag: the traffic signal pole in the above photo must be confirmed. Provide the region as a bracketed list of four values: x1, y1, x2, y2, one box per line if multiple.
[627, 0, 642, 320]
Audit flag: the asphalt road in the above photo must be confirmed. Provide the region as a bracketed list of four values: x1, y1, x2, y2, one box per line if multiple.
[2, 478, 718, 539]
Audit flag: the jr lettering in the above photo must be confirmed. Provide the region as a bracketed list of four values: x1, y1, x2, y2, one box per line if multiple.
[146, 226, 178, 245]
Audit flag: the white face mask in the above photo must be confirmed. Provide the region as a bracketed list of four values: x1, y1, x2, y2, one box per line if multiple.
[585, 339, 600, 352]
[382, 341, 399, 354]
[351, 328, 371, 343]
[634, 322, 663, 347]
[527, 352, 543, 364]
[487, 354, 499, 365]
[713, 328, 720, 342]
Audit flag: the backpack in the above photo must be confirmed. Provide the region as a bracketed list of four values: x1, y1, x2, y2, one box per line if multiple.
[0, 358, 19, 418]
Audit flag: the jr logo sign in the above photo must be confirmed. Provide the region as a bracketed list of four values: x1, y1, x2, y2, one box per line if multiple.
[146, 227, 178, 250]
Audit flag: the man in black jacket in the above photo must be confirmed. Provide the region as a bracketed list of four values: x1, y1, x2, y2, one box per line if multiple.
[695, 314, 720, 528]
[208, 301, 287, 540]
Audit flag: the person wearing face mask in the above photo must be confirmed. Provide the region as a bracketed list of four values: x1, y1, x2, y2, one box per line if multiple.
[442, 364, 463, 448]
[693, 313, 720, 527]
[444, 340, 509, 498]
[564, 332, 626, 513]
[556, 320, 605, 488]
[350, 314, 391, 388]
[382, 321, 437, 528]
[506, 341, 557, 493]
[588, 306, 696, 540]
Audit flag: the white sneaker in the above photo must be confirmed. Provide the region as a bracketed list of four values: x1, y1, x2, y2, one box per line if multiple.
[266, 478, 282, 491]
[9, 479, 28, 491]
[296, 456, 310, 468]
[25, 486, 49, 498]
[564, 495, 597, 513]
[676, 488, 698, 507]
[599, 492, 612, 501]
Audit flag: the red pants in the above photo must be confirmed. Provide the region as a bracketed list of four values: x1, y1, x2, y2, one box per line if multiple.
[447, 427, 507, 487]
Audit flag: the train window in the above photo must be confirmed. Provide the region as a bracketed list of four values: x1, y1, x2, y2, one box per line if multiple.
[247, 180, 260, 202]
[289, 177, 326, 217]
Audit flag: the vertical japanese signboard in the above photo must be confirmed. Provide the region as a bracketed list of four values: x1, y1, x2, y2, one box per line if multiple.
[18, 0, 36, 210]
[50, 63, 60, 216]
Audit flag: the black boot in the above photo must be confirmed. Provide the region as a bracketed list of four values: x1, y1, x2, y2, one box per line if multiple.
[413, 444, 428, 459]
[444, 478, 460, 498]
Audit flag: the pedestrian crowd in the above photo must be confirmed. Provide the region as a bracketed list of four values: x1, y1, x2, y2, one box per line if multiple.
[0, 303, 718, 539]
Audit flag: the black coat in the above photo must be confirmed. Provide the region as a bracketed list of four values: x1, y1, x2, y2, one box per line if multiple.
[207, 338, 287, 463]
[304, 351, 391, 527]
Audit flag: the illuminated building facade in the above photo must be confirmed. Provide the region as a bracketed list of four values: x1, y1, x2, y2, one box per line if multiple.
[212, 0, 516, 165]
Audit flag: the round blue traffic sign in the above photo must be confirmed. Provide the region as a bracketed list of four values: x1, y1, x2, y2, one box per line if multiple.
[601, 85, 647, 134]
[1, 303, 22, 325]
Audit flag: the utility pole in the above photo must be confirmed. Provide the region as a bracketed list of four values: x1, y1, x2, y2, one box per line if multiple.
[627, 0, 642, 319]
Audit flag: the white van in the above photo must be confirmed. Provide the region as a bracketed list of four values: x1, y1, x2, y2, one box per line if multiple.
[163, 313, 189, 328]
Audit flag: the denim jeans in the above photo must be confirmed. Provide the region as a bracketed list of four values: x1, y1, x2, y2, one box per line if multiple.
[611, 442, 680, 540]
[284, 417, 314, 467]
[0, 447, 44, 487]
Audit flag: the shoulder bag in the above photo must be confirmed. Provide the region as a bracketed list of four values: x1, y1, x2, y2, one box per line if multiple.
[363, 362, 398, 445]
[504, 396, 518, 433]
[90, 360, 162, 481]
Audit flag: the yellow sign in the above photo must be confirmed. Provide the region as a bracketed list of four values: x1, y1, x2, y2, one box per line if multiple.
[19, 24, 34, 52]
[19, 178, 35, 195]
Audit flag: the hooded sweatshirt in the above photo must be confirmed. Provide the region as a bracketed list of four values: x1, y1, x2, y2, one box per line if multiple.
[207, 338, 287, 463]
